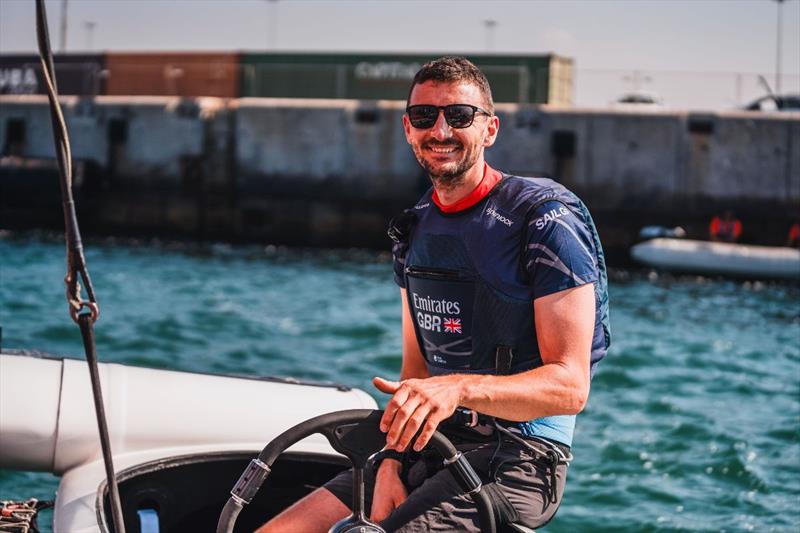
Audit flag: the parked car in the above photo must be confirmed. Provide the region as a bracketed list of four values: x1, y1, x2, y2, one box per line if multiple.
[744, 94, 800, 112]
[612, 91, 664, 110]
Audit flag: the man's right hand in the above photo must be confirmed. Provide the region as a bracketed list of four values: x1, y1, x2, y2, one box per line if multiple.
[370, 458, 407, 522]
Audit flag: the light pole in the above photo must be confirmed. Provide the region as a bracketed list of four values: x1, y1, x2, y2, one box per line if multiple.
[59, 0, 68, 52]
[774, 0, 785, 94]
[263, 0, 279, 50]
[483, 19, 497, 53]
[83, 21, 96, 51]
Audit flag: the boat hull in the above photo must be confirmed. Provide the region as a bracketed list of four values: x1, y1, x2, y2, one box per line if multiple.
[0, 351, 378, 532]
[630, 238, 800, 280]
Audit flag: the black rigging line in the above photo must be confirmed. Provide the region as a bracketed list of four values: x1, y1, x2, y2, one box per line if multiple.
[34, 1, 126, 532]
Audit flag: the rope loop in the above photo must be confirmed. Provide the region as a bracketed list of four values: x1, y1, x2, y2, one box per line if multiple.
[70, 301, 100, 324]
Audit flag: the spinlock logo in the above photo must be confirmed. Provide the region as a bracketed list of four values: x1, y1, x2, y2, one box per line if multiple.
[486, 207, 513, 227]
[533, 206, 572, 230]
[414, 203, 430, 210]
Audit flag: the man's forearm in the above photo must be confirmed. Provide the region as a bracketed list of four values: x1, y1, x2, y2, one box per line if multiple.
[453, 361, 589, 421]
[399, 342, 429, 381]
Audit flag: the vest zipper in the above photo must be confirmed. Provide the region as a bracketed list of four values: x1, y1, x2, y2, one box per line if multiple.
[405, 265, 465, 281]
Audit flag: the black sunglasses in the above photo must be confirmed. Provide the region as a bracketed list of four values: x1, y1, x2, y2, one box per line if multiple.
[406, 104, 492, 129]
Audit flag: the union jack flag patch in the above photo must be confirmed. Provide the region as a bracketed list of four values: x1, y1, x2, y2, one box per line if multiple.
[443, 318, 462, 334]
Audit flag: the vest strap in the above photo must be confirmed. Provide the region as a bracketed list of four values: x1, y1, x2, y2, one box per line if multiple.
[495, 345, 514, 375]
[482, 483, 520, 526]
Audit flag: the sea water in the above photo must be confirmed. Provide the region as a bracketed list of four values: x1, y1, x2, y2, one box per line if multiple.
[1, 234, 798, 533]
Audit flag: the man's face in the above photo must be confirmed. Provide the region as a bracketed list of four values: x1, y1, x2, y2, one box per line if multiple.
[403, 81, 499, 188]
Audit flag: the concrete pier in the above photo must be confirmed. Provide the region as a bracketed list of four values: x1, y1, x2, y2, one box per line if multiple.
[1, 95, 797, 260]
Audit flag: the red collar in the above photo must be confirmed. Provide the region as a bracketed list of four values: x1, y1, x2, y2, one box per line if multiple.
[432, 163, 503, 214]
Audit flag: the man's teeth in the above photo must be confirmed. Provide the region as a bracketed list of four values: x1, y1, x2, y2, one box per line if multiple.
[429, 146, 458, 153]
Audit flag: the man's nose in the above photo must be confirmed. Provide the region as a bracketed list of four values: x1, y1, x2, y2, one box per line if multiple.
[429, 111, 452, 140]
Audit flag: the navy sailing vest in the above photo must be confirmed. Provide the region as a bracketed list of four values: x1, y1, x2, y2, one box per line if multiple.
[392, 173, 610, 446]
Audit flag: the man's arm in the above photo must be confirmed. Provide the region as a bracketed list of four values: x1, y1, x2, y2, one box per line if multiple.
[399, 289, 430, 381]
[368, 289, 429, 522]
[459, 282, 593, 418]
[375, 283, 595, 452]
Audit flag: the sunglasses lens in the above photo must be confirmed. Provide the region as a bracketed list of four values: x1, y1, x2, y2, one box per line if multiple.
[408, 105, 438, 128]
[443, 105, 475, 128]
[407, 105, 480, 129]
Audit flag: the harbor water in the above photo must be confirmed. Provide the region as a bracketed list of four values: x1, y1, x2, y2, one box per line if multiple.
[1, 234, 798, 532]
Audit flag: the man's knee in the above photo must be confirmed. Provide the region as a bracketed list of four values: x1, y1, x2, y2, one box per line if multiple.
[255, 487, 350, 533]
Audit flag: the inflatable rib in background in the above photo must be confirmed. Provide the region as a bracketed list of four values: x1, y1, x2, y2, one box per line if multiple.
[631, 232, 800, 280]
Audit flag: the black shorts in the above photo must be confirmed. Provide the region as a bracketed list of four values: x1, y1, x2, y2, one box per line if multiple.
[324, 434, 569, 532]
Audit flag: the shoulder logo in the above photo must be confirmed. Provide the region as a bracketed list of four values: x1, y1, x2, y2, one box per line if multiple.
[532, 206, 572, 230]
[486, 206, 514, 227]
[414, 202, 430, 210]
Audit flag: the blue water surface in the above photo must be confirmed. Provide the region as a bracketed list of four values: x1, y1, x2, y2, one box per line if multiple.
[1, 234, 798, 532]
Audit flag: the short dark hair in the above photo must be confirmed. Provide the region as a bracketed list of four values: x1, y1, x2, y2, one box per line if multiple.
[407, 56, 495, 115]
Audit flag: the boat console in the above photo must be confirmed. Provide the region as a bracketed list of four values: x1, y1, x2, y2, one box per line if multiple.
[99, 451, 347, 533]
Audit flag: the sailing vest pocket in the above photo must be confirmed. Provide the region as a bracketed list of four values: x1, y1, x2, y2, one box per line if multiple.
[405, 266, 475, 370]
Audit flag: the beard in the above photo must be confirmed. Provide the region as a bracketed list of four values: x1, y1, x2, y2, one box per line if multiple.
[411, 139, 481, 191]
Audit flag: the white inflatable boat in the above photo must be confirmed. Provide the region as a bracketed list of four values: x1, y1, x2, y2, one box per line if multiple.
[630, 238, 800, 280]
[0, 350, 378, 532]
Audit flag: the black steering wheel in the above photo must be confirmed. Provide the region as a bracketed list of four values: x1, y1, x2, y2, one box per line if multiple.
[216, 409, 495, 533]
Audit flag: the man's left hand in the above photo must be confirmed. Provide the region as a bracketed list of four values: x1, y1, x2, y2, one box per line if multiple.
[373, 375, 462, 452]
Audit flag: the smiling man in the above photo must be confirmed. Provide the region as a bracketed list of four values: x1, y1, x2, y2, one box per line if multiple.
[258, 56, 610, 533]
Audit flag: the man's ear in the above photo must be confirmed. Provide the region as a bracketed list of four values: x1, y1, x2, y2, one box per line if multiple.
[402, 113, 413, 145]
[483, 115, 500, 147]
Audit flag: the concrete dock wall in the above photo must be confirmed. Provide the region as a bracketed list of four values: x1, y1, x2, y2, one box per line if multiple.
[0, 95, 207, 182]
[491, 106, 800, 208]
[234, 99, 419, 198]
[1, 95, 797, 256]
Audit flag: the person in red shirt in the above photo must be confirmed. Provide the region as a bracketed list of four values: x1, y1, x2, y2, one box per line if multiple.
[709, 211, 742, 242]
[787, 222, 800, 247]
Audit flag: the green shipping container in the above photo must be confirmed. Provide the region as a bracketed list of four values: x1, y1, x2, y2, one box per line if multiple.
[239, 52, 572, 105]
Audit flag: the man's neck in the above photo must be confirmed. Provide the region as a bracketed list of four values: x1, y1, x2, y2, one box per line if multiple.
[432, 159, 486, 206]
